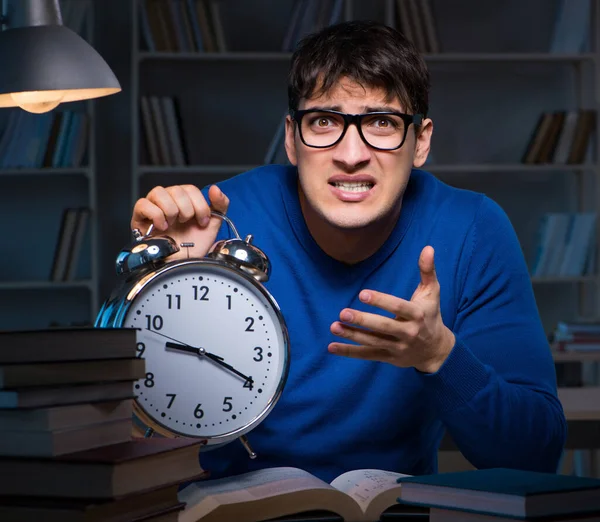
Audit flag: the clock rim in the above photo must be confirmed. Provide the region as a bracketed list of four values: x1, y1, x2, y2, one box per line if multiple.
[97, 257, 291, 444]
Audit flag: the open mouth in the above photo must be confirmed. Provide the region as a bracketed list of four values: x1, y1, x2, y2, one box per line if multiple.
[329, 181, 374, 193]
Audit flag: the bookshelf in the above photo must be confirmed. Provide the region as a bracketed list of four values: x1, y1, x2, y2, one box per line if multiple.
[0, 0, 99, 330]
[129, 0, 600, 334]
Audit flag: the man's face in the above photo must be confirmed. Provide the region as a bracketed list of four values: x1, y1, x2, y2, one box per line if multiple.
[285, 78, 432, 233]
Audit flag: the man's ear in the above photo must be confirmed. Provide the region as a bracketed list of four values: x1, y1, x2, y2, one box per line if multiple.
[413, 118, 433, 168]
[284, 115, 298, 166]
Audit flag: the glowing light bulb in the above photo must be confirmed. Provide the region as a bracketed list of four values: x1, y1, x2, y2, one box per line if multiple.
[10, 90, 66, 113]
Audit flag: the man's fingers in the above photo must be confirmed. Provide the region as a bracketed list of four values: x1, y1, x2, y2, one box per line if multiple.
[208, 184, 230, 214]
[418, 245, 438, 288]
[358, 290, 419, 321]
[131, 195, 170, 232]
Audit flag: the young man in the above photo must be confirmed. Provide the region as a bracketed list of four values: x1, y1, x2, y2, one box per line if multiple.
[131, 21, 566, 481]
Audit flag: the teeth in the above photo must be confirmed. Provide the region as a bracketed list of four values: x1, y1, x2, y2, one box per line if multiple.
[332, 182, 373, 192]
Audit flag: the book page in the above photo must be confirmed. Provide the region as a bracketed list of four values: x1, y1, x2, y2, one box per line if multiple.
[178, 467, 340, 522]
[330, 469, 410, 515]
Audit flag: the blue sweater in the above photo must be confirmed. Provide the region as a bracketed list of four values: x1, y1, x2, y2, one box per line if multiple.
[199, 165, 567, 482]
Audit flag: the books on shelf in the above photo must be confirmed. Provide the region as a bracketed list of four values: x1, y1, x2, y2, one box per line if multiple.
[549, 0, 591, 54]
[529, 212, 596, 278]
[395, 0, 440, 54]
[552, 320, 600, 352]
[50, 207, 92, 282]
[281, 0, 344, 52]
[140, 95, 189, 166]
[522, 109, 596, 165]
[177, 466, 429, 522]
[397, 468, 600, 520]
[0, 109, 89, 170]
[139, 0, 226, 53]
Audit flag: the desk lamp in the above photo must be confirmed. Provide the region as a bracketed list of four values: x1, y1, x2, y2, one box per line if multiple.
[0, 0, 121, 113]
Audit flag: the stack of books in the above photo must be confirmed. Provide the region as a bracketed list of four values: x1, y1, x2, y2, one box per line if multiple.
[0, 326, 209, 521]
[398, 468, 600, 522]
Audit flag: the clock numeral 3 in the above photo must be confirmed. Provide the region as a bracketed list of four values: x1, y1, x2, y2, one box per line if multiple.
[166, 393, 176, 408]
[253, 346, 263, 362]
[194, 404, 204, 419]
[245, 317, 255, 332]
[193, 285, 210, 301]
[144, 372, 155, 388]
[222, 397, 233, 412]
[136, 342, 145, 358]
[145, 314, 163, 331]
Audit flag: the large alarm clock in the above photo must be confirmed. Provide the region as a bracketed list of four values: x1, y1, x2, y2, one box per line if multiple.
[95, 211, 290, 458]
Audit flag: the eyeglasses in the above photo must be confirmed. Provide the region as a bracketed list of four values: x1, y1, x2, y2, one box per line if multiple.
[290, 109, 423, 151]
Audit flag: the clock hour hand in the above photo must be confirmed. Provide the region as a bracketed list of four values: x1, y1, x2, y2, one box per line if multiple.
[165, 341, 223, 361]
[165, 341, 252, 384]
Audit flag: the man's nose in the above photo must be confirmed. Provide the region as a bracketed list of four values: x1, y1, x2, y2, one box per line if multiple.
[331, 123, 371, 167]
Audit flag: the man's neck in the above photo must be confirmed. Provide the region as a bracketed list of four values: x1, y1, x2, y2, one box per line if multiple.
[298, 189, 402, 265]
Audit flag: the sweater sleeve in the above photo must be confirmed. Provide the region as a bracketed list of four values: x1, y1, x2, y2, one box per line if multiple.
[419, 196, 567, 472]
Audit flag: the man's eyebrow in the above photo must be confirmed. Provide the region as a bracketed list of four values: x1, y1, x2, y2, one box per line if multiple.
[302, 105, 403, 113]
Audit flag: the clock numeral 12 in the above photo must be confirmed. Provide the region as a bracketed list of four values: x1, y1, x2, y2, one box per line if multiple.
[193, 285, 209, 301]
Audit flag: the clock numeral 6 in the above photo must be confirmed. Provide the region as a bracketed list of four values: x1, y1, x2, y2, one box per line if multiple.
[222, 397, 233, 412]
[136, 342, 145, 358]
[194, 404, 204, 418]
[145, 314, 163, 331]
[144, 372, 155, 387]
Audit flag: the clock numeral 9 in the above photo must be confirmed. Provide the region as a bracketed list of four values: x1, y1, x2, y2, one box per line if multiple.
[144, 372, 155, 388]
[166, 393, 176, 409]
[145, 315, 163, 331]
[222, 397, 233, 412]
[136, 342, 145, 358]
[166, 294, 181, 309]
[245, 317, 255, 332]
[193, 285, 209, 301]
[194, 404, 204, 419]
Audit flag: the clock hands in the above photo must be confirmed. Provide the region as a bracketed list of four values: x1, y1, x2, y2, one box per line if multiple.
[154, 334, 254, 386]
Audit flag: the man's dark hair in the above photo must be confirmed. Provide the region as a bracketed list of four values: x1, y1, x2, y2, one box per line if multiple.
[288, 20, 430, 117]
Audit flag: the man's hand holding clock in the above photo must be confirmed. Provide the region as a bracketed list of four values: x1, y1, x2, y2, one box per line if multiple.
[131, 184, 230, 259]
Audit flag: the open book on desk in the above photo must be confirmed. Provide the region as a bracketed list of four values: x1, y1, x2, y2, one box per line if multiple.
[178, 466, 428, 522]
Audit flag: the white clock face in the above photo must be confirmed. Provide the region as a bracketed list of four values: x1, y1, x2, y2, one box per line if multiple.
[122, 260, 289, 442]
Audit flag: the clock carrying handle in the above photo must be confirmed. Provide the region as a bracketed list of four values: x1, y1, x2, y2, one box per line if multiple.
[134, 210, 241, 241]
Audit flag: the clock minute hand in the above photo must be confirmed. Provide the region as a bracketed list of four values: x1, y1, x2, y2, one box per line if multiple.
[165, 342, 249, 382]
[203, 352, 253, 383]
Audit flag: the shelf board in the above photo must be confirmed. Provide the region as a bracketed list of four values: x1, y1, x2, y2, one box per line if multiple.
[428, 164, 596, 173]
[531, 276, 598, 284]
[0, 280, 94, 290]
[137, 164, 595, 175]
[138, 51, 595, 63]
[553, 349, 600, 362]
[138, 165, 260, 175]
[0, 167, 91, 178]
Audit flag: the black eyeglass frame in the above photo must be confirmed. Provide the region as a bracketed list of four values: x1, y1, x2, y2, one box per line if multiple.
[289, 109, 424, 151]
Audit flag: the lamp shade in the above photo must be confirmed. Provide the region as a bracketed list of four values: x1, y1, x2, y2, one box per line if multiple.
[0, 20, 121, 112]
